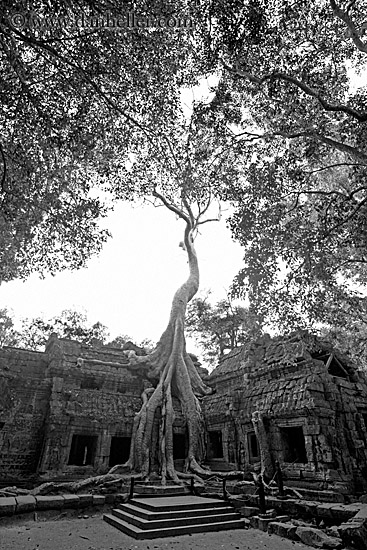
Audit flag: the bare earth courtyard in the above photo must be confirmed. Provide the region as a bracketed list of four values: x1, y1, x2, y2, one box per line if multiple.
[0, 512, 312, 550]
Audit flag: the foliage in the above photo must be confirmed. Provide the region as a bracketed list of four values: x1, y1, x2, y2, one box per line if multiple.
[0, 307, 20, 347]
[107, 334, 134, 348]
[319, 295, 367, 371]
[186, 292, 263, 365]
[2, 0, 367, 338]
[18, 309, 109, 350]
[0, 0, 202, 282]
[197, 0, 367, 329]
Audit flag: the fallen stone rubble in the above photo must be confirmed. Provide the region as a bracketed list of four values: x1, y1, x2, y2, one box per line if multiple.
[228, 495, 367, 550]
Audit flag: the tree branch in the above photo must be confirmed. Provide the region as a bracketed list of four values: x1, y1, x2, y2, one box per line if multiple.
[222, 59, 367, 122]
[271, 130, 367, 162]
[323, 197, 367, 238]
[304, 162, 367, 174]
[330, 0, 367, 53]
[152, 189, 190, 225]
[1, 22, 155, 137]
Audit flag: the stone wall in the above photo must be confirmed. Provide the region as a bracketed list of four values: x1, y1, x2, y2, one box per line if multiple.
[0, 335, 188, 483]
[38, 336, 146, 478]
[0, 348, 50, 479]
[203, 332, 367, 493]
[2, 330, 367, 494]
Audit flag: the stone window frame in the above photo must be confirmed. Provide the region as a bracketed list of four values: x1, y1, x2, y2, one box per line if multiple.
[277, 419, 308, 465]
[108, 434, 132, 467]
[246, 430, 260, 463]
[67, 432, 99, 467]
[311, 352, 350, 380]
[206, 429, 224, 460]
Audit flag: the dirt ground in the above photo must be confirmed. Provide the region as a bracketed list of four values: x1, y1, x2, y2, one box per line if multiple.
[0, 509, 313, 550]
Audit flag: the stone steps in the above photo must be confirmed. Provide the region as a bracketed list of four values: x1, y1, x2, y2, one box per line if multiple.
[103, 495, 246, 539]
[134, 484, 190, 496]
[117, 501, 234, 520]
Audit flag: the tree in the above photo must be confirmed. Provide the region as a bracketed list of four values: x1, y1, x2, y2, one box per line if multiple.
[319, 296, 367, 371]
[107, 335, 135, 349]
[106, 105, 244, 480]
[195, 0, 367, 329]
[186, 292, 263, 366]
[107, 335, 155, 353]
[0, 307, 20, 347]
[0, 1, 241, 483]
[18, 309, 109, 350]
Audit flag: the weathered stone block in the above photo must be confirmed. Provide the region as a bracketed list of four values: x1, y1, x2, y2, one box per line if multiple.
[62, 494, 80, 508]
[268, 521, 298, 540]
[296, 526, 343, 549]
[353, 505, 367, 521]
[331, 504, 357, 522]
[93, 495, 105, 506]
[249, 515, 259, 529]
[338, 521, 367, 550]
[257, 516, 274, 531]
[239, 506, 259, 517]
[316, 503, 335, 518]
[275, 514, 291, 523]
[104, 493, 116, 505]
[15, 495, 36, 513]
[280, 499, 299, 515]
[35, 495, 64, 510]
[77, 494, 93, 507]
[0, 496, 16, 516]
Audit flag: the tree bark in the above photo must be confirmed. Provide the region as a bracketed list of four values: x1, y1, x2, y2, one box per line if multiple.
[251, 410, 274, 482]
[115, 219, 213, 482]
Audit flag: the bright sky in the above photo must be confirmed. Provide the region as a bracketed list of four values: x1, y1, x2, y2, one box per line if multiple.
[0, 201, 245, 346]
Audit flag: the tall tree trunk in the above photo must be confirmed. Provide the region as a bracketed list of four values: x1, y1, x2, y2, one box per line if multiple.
[116, 219, 213, 482]
[251, 410, 274, 481]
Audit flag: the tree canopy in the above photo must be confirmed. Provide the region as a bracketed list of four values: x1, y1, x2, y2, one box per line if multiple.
[204, 0, 367, 329]
[0, 0, 202, 282]
[186, 292, 263, 366]
[3, 0, 367, 335]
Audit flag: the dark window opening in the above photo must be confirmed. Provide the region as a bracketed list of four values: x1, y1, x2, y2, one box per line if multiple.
[0, 422, 5, 430]
[327, 356, 349, 379]
[109, 436, 131, 467]
[68, 435, 98, 466]
[311, 352, 349, 379]
[362, 414, 367, 431]
[207, 431, 223, 459]
[173, 433, 187, 460]
[80, 376, 100, 390]
[247, 431, 260, 461]
[280, 426, 307, 463]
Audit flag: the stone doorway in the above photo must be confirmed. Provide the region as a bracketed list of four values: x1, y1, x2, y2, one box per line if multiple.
[68, 434, 98, 466]
[109, 436, 131, 467]
[207, 431, 223, 459]
[173, 433, 186, 459]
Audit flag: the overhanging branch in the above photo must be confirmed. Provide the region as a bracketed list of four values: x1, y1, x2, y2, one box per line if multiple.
[330, 0, 367, 54]
[152, 189, 190, 225]
[222, 59, 367, 122]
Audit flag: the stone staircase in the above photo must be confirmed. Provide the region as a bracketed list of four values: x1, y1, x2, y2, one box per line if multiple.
[133, 483, 190, 496]
[103, 494, 245, 539]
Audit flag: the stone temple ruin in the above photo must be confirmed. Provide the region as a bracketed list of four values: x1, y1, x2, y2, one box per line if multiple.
[1, 329, 367, 497]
